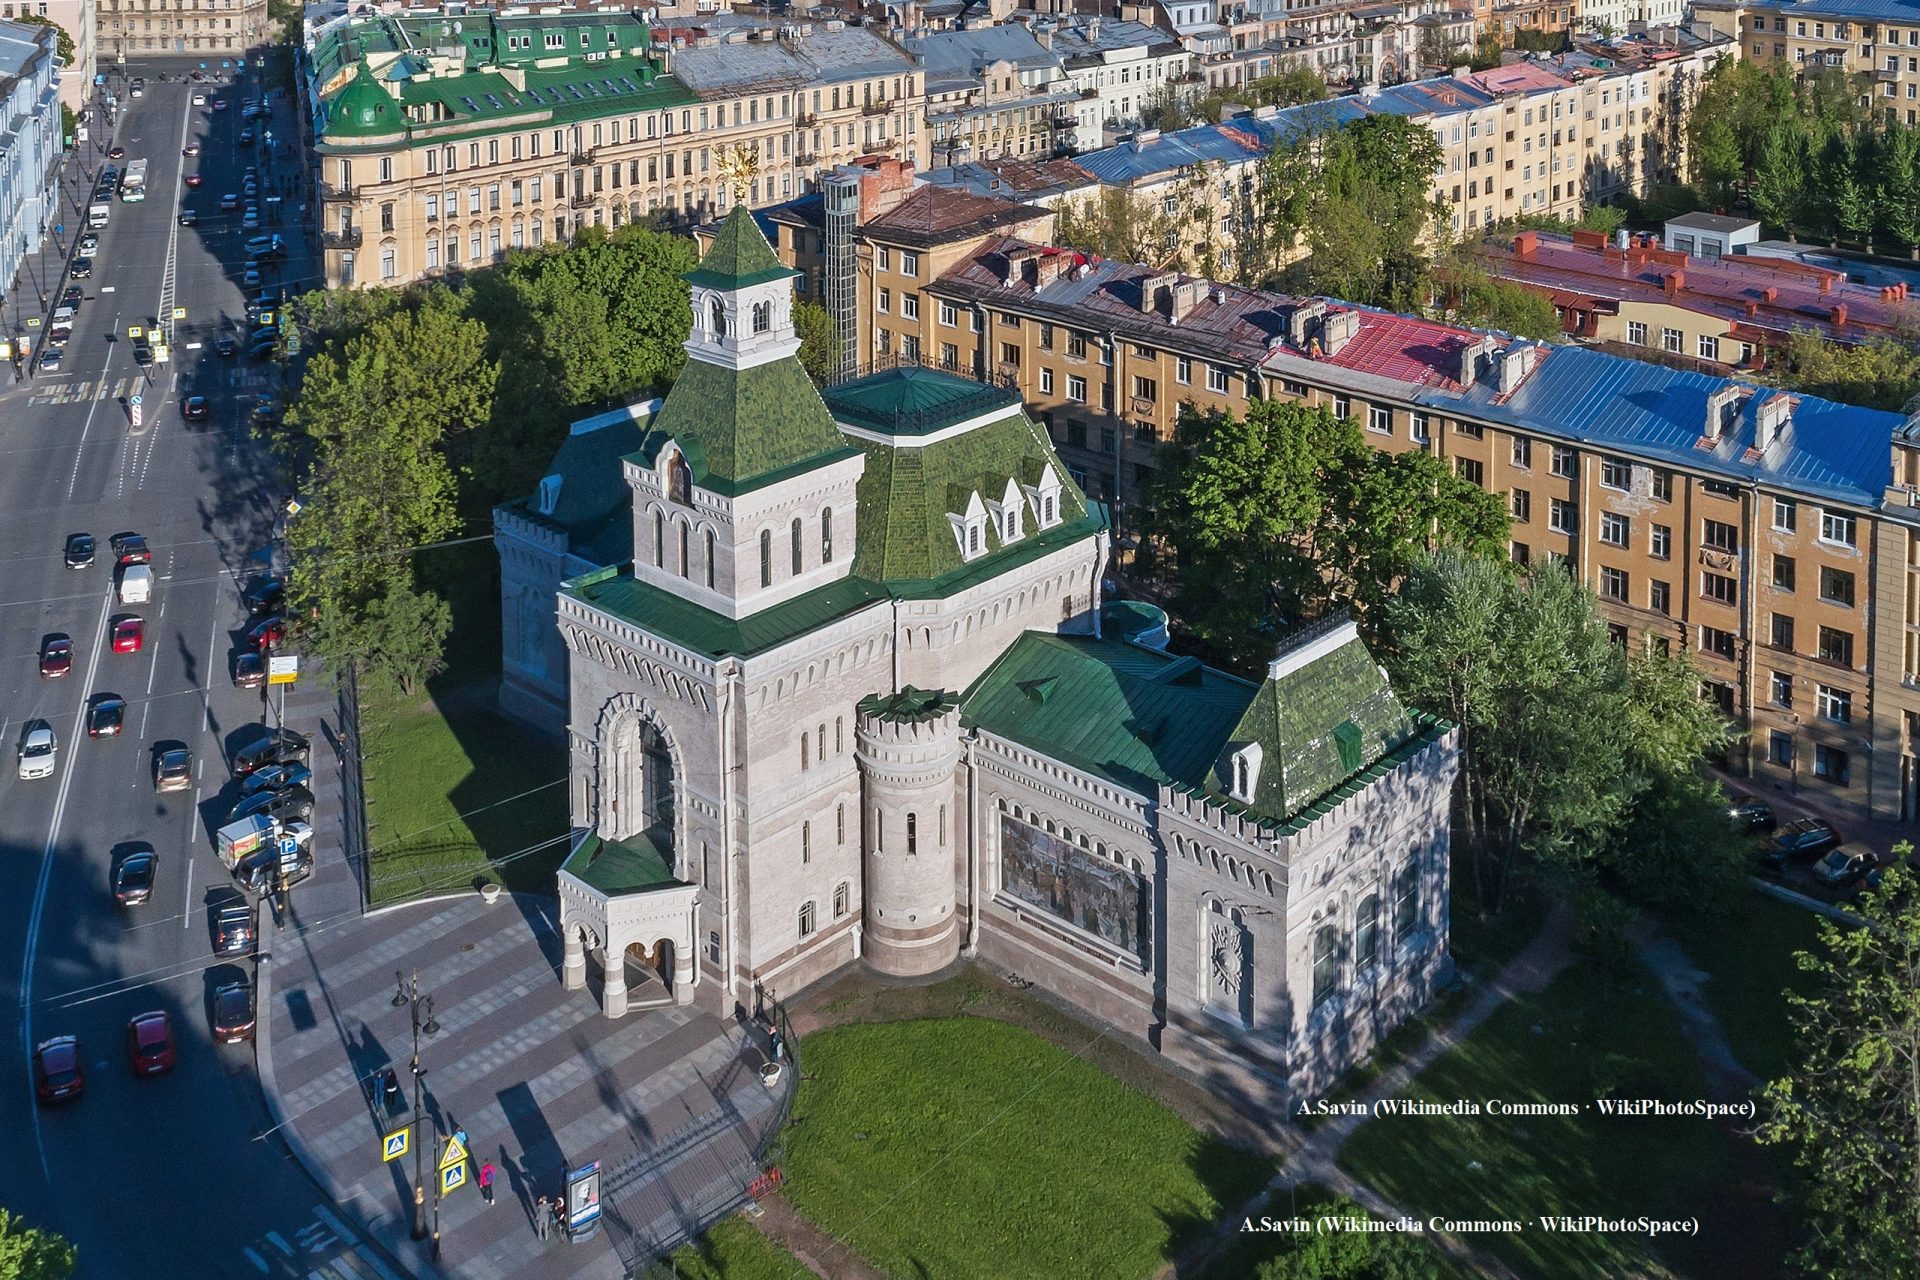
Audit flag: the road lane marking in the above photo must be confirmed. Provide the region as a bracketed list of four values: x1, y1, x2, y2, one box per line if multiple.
[266, 1230, 293, 1256]
[64, 323, 117, 502]
[182, 857, 194, 930]
[243, 1246, 269, 1273]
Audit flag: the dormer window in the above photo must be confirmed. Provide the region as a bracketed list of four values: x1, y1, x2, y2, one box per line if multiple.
[752, 300, 771, 334]
[967, 521, 984, 556]
[984, 476, 1024, 547]
[536, 473, 562, 516]
[1022, 462, 1064, 531]
[1001, 504, 1022, 544]
[709, 297, 726, 338]
[948, 490, 990, 562]
[1229, 743, 1263, 804]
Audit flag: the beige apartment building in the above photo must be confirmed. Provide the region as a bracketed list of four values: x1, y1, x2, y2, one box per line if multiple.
[98, 0, 265, 58]
[1694, 0, 1920, 126]
[305, 9, 924, 288]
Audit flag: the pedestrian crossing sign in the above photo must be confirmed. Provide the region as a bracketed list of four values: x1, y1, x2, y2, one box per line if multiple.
[441, 1162, 467, 1194]
[172, 307, 186, 320]
[439, 1134, 469, 1170]
[381, 1129, 408, 1162]
[127, 326, 143, 340]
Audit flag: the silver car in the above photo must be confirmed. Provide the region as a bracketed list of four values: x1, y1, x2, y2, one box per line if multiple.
[18, 724, 56, 780]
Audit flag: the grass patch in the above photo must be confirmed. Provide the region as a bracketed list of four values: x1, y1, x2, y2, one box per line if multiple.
[1199, 1183, 1476, 1280]
[1338, 958, 1737, 1280]
[1449, 857, 1547, 980]
[785, 1018, 1275, 1280]
[1667, 890, 1824, 1085]
[1298, 981, 1476, 1132]
[665, 1216, 809, 1280]
[361, 542, 569, 905]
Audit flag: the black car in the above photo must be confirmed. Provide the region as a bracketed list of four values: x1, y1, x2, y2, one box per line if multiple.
[211, 980, 256, 1044]
[1765, 818, 1842, 866]
[64, 533, 95, 569]
[86, 694, 128, 738]
[182, 396, 210, 420]
[112, 846, 158, 906]
[229, 784, 315, 827]
[215, 334, 238, 357]
[132, 341, 154, 366]
[244, 578, 284, 616]
[69, 256, 92, 279]
[61, 285, 83, 308]
[239, 128, 254, 145]
[236, 846, 313, 894]
[212, 904, 256, 955]
[178, 210, 199, 227]
[233, 728, 310, 775]
[1725, 793, 1777, 834]
[247, 338, 279, 362]
[112, 532, 151, 565]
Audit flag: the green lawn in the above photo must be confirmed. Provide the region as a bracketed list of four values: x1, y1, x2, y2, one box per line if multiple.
[666, 1216, 809, 1280]
[784, 1018, 1275, 1280]
[1667, 891, 1825, 1086]
[1338, 959, 1738, 1280]
[1199, 1183, 1476, 1280]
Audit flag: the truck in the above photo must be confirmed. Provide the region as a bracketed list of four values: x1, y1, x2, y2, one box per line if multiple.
[120, 159, 148, 202]
[214, 814, 311, 871]
[87, 201, 110, 229]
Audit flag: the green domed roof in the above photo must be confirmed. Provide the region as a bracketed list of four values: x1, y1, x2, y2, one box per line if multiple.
[324, 65, 402, 140]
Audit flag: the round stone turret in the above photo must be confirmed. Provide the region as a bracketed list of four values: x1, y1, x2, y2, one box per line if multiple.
[855, 687, 964, 977]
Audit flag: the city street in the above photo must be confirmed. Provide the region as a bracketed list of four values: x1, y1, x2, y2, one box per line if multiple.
[0, 59, 396, 1279]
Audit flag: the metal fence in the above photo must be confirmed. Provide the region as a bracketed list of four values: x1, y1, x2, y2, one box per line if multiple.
[338, 663, 372, 910]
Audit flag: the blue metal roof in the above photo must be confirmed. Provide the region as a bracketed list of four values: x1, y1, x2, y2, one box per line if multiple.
[1754, 0, 1920, 17]
[1421, 345, 1900, 507]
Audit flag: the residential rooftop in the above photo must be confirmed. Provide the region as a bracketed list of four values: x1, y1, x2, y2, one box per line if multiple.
[861, 185, 1054, 248]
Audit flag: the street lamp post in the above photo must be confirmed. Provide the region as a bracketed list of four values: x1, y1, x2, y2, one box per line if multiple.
[392, 970, 440, 1241]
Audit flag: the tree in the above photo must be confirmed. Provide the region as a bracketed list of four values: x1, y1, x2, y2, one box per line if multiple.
[793, 299, 842, 383]
[1777, 331, 1920, 413]
[1054, 170, 1229, 277]
[1292, 115, 1448, 311]
[1689, 111, 1742, 207]
[1759, 854, 1920, 1279]
[1879, 124, 1920, 258]
[358, 580, 454, 696]
[0, 1209, 76, 1280]
[1438, 263, 1563, 341]
[1751, 118, 1812, 240]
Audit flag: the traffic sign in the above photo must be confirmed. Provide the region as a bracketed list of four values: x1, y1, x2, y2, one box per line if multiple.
[278, 836, 300, 857]
[268, 655, 299, 685]
[127, 325, 142, 339]
[439, 1134, 469, 1169]
[171, 306, 186, 320]
[381, 1129, 408, 1162]
[25, 317, 40, 328]
[441, 1162, 467, 1194]
[129, 393, 142, 406]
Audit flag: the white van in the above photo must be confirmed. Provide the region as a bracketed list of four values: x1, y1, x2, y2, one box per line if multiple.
[49, 306, 74, 336]
[118, 564, 153, 605]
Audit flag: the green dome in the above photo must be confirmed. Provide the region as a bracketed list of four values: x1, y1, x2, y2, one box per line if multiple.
[324, 65, 401, 140]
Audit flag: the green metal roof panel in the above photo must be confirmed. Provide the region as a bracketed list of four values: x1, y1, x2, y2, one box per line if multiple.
[823, 366, 1022, 437]
[962, 633, 1259, 794]
[682, 206, 794, 291]
[645, 354, 852, 490]
[322, 65, 404, 139]
[563, 831, 680, 895]
[567, 571, 890, 660]
[543, 411, 652, 533]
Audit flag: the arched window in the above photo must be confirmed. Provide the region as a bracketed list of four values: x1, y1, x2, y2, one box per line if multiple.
[836, 801, 845, 843]
[800, 733, 810, 770]
[791, 517, 804, 575]
[669, 452, 691, 503]
[1356, 894, 1380, 969]
[678, 521, 690, 577]
[833, 881, 849, 918]
[938, 804, 947, 846]
[1395, 863, 1419, 935]
[801, 820, 811, 863]
[653, 509, 664, 568]
[751, 300, 771, 334]
[798, 900, 816, 938]
[709, 297, 726, 337]
[906, 812, 918, 854]
[821, 508, 834, 562]
[759, 529, 772, 587]
[835, 717, 843, 753]
[817, 724, 826, 761]
[1311, 925, 1339, 1008]
[704, 528, 716, 589]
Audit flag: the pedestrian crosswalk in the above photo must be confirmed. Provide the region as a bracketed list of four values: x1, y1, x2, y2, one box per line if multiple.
[230, 1206, 406, 1280]
[23, 367, 272, 407]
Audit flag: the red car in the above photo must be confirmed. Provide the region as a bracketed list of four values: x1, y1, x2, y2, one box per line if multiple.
[126, 1011, 176, 1075]
[112, 533, 151, 566]
[39, 634, 71, 678]
[112, 616, 144, 654]
[184, 173, 204, 187]
[33, 1036, 84, 1104]
[246, 616, 286, 651]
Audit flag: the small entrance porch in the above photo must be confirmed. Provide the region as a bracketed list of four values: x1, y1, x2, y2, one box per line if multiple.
[558, 830, 699, 1018]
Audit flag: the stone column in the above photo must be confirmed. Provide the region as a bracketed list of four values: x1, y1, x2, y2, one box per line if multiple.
[672, 945, 695, 1006]
[563, 922, 587, 992]
[602, 945, 629, 1019]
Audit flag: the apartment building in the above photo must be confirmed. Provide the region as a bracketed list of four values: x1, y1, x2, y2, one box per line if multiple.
[1045, 16, 1191, 147]
[6, 0, 94, 115]
[0, 18, 59, 303]
[1477, 227, 1920, 365]
[304, 9, 923, 289]
[1693, 0, 1920, 126]
[900, 24, 1080, 166]
[98, 0, 265, 58]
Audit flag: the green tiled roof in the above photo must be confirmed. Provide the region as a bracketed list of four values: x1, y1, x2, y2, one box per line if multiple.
[962, 634, 1259, 795]
[322, 65, 403, 140]
[851, 408, 1090, 583]
[1221, 621, 1417, 821]
[823, 366, 1022, 437]
[562, 831, 680, 895]
[568, 571, 890, 660]
[684, 206, 796, 292]
[545, 411, 651, 534]
[641, 356, 858, 493]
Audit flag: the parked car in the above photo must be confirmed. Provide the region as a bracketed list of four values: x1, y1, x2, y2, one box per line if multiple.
[245, 615, 285, 651]
[1726, 793, 1777, 834]
[233, 728, 309, 775]
[69, 256, 92, 278]
[228, 784, 315, 826]
[211, 980, 256, 1043]
[18, 723, 56, 780]
[239, 128, 254, 145]
[112, 846, 158, 906]
[132, 340, 154, 366]
[244, 578, 284, 616]
[240, 761, 312, 795]
[154, 747, 192, 793]
[232, 651, 265, 690]
[33, 1036, 84, 1104]
[65, 532, 94, 568]
[183, 143, 201, 156]
[39, 634, 71, 679]
[60, 285, 83, 308]
[1766, 818, 1843, 867]
[125, 1011, 176, 1076]
[87, 694, 127, 738]
[212, 903, 256, 955]
[219, 193, 239, 211]
[107, 144, 126, 159]
[77, 233, 99, 255]
[38, 349, 62, 373]
[1814, 845, 1880, 887]
[247, 337, 278, 361]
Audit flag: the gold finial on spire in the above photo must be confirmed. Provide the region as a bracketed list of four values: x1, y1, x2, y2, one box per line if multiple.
[717, 143, 760, 203]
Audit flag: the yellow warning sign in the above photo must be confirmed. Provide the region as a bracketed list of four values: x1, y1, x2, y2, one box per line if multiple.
[439, 1134, 469, 1170]
[172, 306, 187, 319]
[127, 325, 143, 339]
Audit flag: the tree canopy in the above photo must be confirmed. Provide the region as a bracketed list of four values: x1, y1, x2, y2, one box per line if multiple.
[0, 1210, 76, 1280]
[1777, 331, 1920, 413]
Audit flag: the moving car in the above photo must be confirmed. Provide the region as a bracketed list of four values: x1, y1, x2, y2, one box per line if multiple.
[132, 340, 155, 366]
[39, 634, 71, 678]
[184, 173, 203, 188]
[233, 728, 309, 775]
[77, 233, 99, 255]
[154, 747, 192, 792]
[33, 1036, 83, 1104]
[212, 98, 228, 111]
[215, 334, 238, 357]
[183, 143, 201, 156]
[38, 349, 62, 374]
[1814, 845, 1880, 887]
[111, 616, 144, 654]
[239, 128, 254, 145]
[112, 846, 158, 906]
[219, 193, 239, 211]
[182, 396, 210, 420]
[65, 532, 94, 568]
[213, 903, 255, 955]
[240, 761, 312, 795]
[125, 1012, 176, 1076]
[1765, 818, 1843, 867]
[69, 256, 92, 278]
[232, 651, 265, 690]
[107, 144, 126, 159]
[228, 784, 315, 826]
[192, 92, 206, 105]
[112, 532, 151, 565]
[87, 694, 127, 738]
[18, 723, 56, 779]
[211, 980, 256, 1044]
[178, 210, 198, 227]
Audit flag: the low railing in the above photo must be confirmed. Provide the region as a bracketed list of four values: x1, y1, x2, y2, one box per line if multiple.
[316, 181, 358, 202]
[321, 227, 362, 249]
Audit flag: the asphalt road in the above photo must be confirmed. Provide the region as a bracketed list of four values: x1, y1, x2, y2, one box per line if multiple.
[0, 59, 395, 1280]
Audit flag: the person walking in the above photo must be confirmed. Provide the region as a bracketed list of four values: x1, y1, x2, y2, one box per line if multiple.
[534, 1195, 551, 1241]
[552, 1196, 566, 1240]
[478, 1161, 496, 1207]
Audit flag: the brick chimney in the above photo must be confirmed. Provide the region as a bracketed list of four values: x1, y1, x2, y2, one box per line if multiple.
[1514, 230, 1539, 257]
[1830, 303, 1849, 328]
[1664, 270, 1685, 297]
[1319, 309, 1360, 355]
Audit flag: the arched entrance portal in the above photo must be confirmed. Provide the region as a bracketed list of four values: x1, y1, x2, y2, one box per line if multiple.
[605, 716, 675, 851]
[621, 938, 677, 1005]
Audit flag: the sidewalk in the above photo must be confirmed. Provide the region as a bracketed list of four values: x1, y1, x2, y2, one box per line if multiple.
[5, 98, 116, 379]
